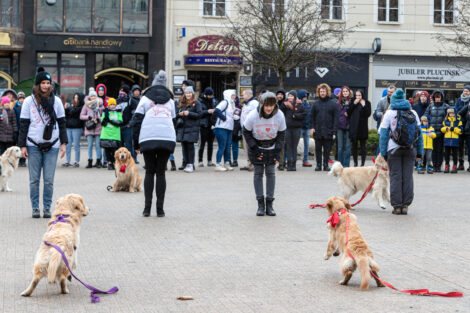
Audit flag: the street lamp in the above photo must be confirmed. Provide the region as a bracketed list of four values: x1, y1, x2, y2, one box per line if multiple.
[46, 0, 57, 5]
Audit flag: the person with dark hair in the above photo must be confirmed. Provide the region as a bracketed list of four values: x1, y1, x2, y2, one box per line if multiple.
[275, 88, 287, 170]
[121, 84, 140, 162]
[336, 86, 352, 167]
[298, 89, 312, 167]
[14, 91, 26, 166]
[454, 85, 470, 170]
[18, 68, 68, 218]
[412, 91, 429, 118]
[243, 91, 286, 216]
[80, 88, 104, 168]
[231, 96, 243, 167]
[175, 78, 194, 170]
[63, 92, 84, 167]
[198, 87, 216, 167]
[348, 90, 371, 167]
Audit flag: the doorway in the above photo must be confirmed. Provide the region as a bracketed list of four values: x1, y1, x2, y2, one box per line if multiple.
[188, 71, 237, 102]
[94, 68, 149, 98]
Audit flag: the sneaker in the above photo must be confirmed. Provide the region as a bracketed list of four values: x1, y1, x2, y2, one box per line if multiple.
[215, 163, 227, 172]
[198, 162, 204, 167]
[73, 162, 79, 168]
[231, 161, 239, 167]
[427, 166, 433, 174]
[108, 163, 115, 171]
[224, 162, 234, 171]
[207, 161, 216, 167]
[62, 162, 71, 167]
[302, 162, 313, 167]
[184, 164, 194, 173]
[451, 165, 457, 174]
[458, 163, 465, 171]
[417, 166, 424, 174]
[43, 209, 51, 219]
[32, 209, 40, 218]
[444, 165, 450, 173]
[315, 165, 322, 171]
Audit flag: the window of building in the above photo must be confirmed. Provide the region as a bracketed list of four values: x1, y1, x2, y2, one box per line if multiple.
[262, 0, 284, 15]
[378, 0, 399, 22]
[0, 0, 20, 28]
[434, 0, 454, 24]
[203, 0, 226, 17]
[321, 0, 343, 20]
[95, 53, 147, 73]
[36, 0, 150, 34]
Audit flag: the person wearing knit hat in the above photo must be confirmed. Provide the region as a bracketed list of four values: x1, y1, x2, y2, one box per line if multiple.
[455, 86, 470, 170]
[100, 97, 123, 171]
[152, 70, 168, 87]
[88, 89, 97, 98]
[243, 91, 286, 216]
[379, 88, 423, 215]
[34, 67, 52, 86]
[333, 88, 341, 98]
[441, 107, 462, 173]
[412, 90, 430, 118]
[0, 95, 18, 156]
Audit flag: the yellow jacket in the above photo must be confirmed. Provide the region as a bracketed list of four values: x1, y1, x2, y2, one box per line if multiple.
[441, 116, 462, 147]
[420, 125, 436, 150]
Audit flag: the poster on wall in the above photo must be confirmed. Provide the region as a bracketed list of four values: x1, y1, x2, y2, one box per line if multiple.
[173, 75, 185, 85]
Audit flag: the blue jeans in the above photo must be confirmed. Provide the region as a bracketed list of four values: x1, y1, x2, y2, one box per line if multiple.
[27, 146, 59, 210]
[214, 128, 232, 163]
[337, 129, 351, 167]
[231, 140, 239, 162]
[86, 135, 102, 160]
[300, 129, 310, 162]
[121, 126, 136, 160]
[66, 128, 81, 163]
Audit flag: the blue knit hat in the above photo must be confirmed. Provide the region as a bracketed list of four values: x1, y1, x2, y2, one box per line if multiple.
[391, 89, 405, 104]
[204, 87, 214, 95]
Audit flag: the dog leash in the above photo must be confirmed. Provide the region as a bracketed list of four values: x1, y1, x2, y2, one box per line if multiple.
[44, 215, 119, 303]
[330, 212, 463, 297]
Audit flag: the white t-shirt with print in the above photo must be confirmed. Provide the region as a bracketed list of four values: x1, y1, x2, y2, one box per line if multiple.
[243, 109, 286, 150]
[379, 109, 420, 151]
[135, 96, 176, 144]
[20, 95, 65, 148]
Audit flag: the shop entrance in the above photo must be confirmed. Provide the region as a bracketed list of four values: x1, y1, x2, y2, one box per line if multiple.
[94, 67, 149, 98]
[188, 71, 237, 102]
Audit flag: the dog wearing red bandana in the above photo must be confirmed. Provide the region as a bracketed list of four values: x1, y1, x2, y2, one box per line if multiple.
[323, 196, 384, 290]
[111, 147, 142, 192]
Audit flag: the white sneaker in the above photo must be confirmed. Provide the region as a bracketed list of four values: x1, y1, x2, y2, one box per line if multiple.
[215, 163, 227, 172]
[224, 162, 234, 171]
[184, 164, 194, 173]
[198, 162, 204, 167]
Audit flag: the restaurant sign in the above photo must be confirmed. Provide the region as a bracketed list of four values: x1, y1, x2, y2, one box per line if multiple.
[184, 56, 242, 66]
[188, 35, 239, 56]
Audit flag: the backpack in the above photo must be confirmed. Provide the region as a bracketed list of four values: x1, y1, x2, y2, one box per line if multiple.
[210, 100, 228, 126]
[391, 109, 420, 148]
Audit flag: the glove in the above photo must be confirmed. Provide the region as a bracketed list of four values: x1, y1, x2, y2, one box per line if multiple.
[450, 127, 454, 132]
[88, 116, 92, 120]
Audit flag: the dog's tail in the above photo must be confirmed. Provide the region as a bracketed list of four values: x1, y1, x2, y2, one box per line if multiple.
[357, 256, 371, 291]
[47, 248, 62, 284]
[328, 161, 343, 177]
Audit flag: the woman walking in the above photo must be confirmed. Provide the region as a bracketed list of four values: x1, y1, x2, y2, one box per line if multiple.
[176, 86, 201, 173]
[243, 92, 286, 216]
[133, 74, 175, 217]
[80, 89, 104, 168]
[18, 68, 67, 218]
[63, 92, 84, 167]
[348, 90, 371, 166]
[213, 89, 237, 172]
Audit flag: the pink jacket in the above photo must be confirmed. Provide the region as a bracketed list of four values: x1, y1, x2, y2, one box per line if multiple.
[80, 98, 104, 136]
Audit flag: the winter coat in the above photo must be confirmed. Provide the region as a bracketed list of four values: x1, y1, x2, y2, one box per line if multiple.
[310, 97, 338, 140]
[280, 100, 307, 129]
[122, 95, 139, 126]
[80, 98, 104, 136]
[458, 104, 470, 135]
[421, 125, 436, 150]
[337, 99, 351, 130]
[65, 94, 84, 129]
[412, 100, 429, 118]
[14, 102, 21, 127]
[348, 99, 371, 141]
[424, 102, 449, 138]
[301, 100, 311, 129]
[455, 97, 470, 128]
[100, 108, 123, 144]
[0, 108, 18, 143]
[96, 83, 110, 107]
[198, 94, 216, 128]
[374, 96, 390, 121]
[176, 100, 202, 143]
[441, 116, 462, 147]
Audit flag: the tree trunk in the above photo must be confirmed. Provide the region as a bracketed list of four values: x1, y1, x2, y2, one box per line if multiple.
[278, 70, 285, 89]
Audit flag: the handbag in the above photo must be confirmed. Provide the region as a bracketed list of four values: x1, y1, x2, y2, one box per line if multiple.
[85, 120, 97, 130]
[175, 117, 184, 128]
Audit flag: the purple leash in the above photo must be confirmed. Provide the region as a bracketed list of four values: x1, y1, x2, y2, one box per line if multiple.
[44, 215, 119, 303]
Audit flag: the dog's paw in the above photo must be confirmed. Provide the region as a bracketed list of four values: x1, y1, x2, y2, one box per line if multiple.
[333, 250, 340, 257]
[61, 288, 70, 294]
[323, 253, 331, 260]
[339, 279, 348, 285]
[21, 290, 30, 297]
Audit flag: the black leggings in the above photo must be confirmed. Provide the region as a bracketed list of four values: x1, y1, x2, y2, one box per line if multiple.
[432, 136, 444, 168]
[351, 138, 367, 166]
[143, 149, 170, 211]
[182, 142, 195, 165]
[198, 127, 214, 162]
[105, 147, 118, 165]
[445, 146, 458, 165]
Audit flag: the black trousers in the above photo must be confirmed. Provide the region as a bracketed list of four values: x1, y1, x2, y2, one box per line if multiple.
[198, 127, 214, 162]
[182, 141, 195, 165]
[458, 135, 465, 164]
[315, 138, 333, 167]
[351, 138, 367, 166]
[105, 147, 118, 164]
[388, 148, 416, 209]
[143, 149, 170, 211]
[432, 135, 444, 169]
[445, 146, 458, 165]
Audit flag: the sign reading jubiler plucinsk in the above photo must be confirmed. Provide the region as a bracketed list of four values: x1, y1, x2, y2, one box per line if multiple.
[374, 64, 470, 82]
[185, 35, 242, 66]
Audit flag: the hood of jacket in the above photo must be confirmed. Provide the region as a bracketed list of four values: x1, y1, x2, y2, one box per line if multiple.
[391, 99, 411, 110]
[96, 83, 107, 96]
[431, 90, 445, 103]
[73, 92, 85, 106]
[1, 89, 18, 99]
[297, 89, 309, 100]
[223, 89, 236, 104]
[131, 84, 142, 93]
[276, 88, 286, 101]
[143, 85, 172, 104]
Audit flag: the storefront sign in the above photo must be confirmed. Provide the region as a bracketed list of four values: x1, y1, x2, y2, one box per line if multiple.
[60, 75, 84, 88]
[184, 56, 242, 66]
[188, 35, 239, 56]
[375, 65, 470, 82]
[376, 80, 468, 90]
[63, 37, 123, 49]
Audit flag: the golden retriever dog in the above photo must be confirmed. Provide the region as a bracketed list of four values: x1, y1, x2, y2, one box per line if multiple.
[329, 154, 390, 209]
[0, 146, 22, 192]
[112, 147, 142, 192]
[22, 194, 89, 297]
[323, 196, 384, 290]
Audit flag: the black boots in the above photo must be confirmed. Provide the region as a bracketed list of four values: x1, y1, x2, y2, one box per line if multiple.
[43, 208, 51, 218]
[170, 160, 176, 171]
[256, 197, 265, 216]
[86, 159, 93, 168]
[286, 161, 296, 171]
[265, 198, 276, 216]
[93, 159, 102, 168]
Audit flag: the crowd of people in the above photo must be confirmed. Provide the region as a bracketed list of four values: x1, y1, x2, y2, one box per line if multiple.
[2, 66, 470, 218]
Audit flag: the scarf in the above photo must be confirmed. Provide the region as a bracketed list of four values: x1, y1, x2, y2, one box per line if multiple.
[460, 93, 470, 103]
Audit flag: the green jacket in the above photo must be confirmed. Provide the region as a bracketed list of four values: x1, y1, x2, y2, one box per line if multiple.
[100, 110, 123, 141]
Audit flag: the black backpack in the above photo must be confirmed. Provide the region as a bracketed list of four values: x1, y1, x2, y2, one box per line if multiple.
[210, 100, 228, 126]
[391, 109, 420, 148]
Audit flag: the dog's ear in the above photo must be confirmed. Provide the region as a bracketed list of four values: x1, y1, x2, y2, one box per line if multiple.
[126, 149, 131, 160]
[114, 149, 120, 160]
[69, 194, 86, 214]
[326, 198, 334, 215]
[341, 198, 352, 212]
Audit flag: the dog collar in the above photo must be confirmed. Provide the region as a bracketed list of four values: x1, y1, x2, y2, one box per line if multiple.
[326, 209, 348, 228]
[120, 164, 127, 173]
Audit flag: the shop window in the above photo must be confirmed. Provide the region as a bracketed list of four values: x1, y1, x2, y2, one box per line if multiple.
[122, 54, 136, 69]
[378, 0, 399, 22]
[123, 0, 149, 34]
[0, 0, 20, 28]
[95, 53, 146, 73]
[65, 0, 92, 32]
[136, 54, 145, 73]
[94, 0, 120, 33]
[95, 54, 103, 72]
[60, 67, 86, 99]
[203, 0, 226, 17]
[104, 54, 119, 68]
[61, 53, 85, 66]
[434, 0, 454, 24]
[36, 0, 63, 32]
[321, 0, 343, 20]
[0, 57, 9, 73]
[37, 52, 58, 66]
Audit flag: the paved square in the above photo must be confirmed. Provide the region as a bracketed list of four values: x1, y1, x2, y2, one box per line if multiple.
[1, 147, 469, 312]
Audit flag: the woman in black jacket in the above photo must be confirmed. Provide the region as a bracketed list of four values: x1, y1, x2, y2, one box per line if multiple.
[348, 90, 371, 166]
[197, 87, 216, 167]
[63, 92, 84, 167]
[176, 86, 201, 173]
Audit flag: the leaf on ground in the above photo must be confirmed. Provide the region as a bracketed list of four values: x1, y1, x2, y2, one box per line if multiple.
[177, 296, 194, 301]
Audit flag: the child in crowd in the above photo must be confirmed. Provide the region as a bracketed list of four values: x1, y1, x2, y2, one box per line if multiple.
[100, 97, 123, 170]
[441, 108, 462, 173]
[0, 96, 18, 154]
[418, 115, 436, 174]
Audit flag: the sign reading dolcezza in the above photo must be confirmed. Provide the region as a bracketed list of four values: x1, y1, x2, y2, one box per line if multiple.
[188, 35, 239, 56]
[63, 37, 123, 49]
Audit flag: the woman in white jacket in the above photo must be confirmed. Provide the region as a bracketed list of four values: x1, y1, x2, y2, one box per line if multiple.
[213, 89, 237, 172]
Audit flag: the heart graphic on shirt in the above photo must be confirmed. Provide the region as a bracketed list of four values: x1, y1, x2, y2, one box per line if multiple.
[266, 128, 271, 132]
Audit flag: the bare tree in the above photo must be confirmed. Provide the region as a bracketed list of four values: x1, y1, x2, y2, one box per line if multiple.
[225, 0, 361, 88]
[436, 1, 470, 60]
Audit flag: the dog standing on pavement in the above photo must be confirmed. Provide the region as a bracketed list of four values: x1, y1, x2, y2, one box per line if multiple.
[111, 147, 142, 192]
[0, 146, 22, 192]
[328, 154, 390, 209]
[22, 194, 89, 297]
[323, 196, 384, 290]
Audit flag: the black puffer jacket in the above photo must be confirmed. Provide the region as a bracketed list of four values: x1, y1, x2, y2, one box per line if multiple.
[348, 99, 371, 140]
[310, 97, 338, 139]
[458, 104, 470, 135]
[424, 90, 449, 138]
[65, 93, 84, 129]
[198, 94, 216, 128]
[280, 101, 307, 129]
[176, 101, 202, 143]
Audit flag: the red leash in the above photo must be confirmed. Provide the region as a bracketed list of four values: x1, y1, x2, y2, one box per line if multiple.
[334, 212, 463, 297]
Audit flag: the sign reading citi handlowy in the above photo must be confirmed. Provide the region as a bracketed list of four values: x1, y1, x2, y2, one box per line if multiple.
[63, 37, 123, 49]
[186, 35, 242, 66]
